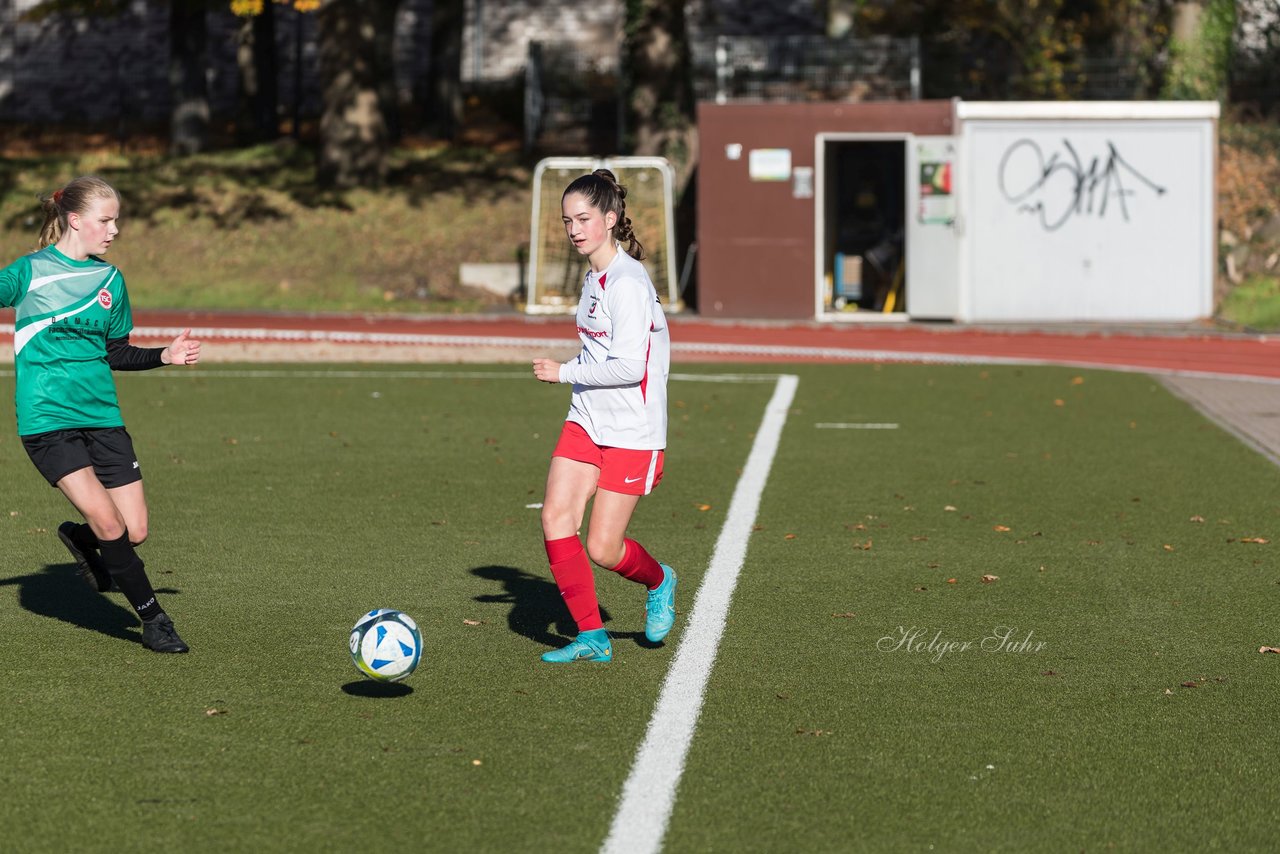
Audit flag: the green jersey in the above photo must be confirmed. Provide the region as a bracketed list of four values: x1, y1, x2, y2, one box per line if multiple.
[0, 246, 133, 436]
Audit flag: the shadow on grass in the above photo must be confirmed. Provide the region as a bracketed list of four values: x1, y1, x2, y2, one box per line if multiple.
[341, 680, 414, 698]
[0, 563, 180, 646]
[472, 564, 647, 649]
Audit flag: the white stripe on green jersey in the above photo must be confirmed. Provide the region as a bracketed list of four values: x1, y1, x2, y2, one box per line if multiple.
[0, 246, 133, 436]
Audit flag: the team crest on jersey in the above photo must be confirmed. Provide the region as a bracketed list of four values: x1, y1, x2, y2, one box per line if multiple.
[97, 289, 112, 309]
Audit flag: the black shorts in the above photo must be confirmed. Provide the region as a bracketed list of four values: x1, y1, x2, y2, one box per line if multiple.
[21, 427, 143, 489]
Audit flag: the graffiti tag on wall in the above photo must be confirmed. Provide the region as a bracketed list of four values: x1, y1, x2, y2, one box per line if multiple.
[998, 139, 1167, 231]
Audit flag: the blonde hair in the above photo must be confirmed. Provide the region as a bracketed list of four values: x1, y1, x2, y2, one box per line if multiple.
[39, 175, 120, 249]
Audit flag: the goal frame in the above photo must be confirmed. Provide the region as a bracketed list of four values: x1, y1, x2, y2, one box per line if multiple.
[526, 156, 680, 315]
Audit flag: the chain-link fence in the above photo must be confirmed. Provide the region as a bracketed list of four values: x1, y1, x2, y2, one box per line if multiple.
[524, 34, 922, 152]
[691, 35, 920, 103]
[523, 40, 621, 152]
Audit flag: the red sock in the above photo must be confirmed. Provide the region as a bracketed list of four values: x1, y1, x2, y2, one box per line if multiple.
[545, 536, 603, 632]
[609, 538, 665, 590]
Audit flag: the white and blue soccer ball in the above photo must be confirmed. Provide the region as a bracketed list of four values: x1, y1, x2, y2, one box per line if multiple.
[349, 609, 422, 682]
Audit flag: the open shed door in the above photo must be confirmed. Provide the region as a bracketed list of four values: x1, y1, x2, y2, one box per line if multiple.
[906, 136, 960, 319]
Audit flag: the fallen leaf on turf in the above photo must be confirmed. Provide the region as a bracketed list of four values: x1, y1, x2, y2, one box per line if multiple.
[1071, 376, 1085, 385]
[695, 503, 712, 511]
[205, 708, 227, 716]
[912, 535, 929, 541]
[944, 505, 957, 512]
[854, 539, 872, 550]
[1241, 537, 1270, 544]
[471, 759, 482, 766]
[1180, 681, 1199, 688]
[981, 574, 999, 583]
[1163, 544, 1175, 552]
[1053, 399, 1065, 407]
[1164, 688, 1174, 695]
[947, 578, 957, 584]
[914, 586, 928, 592]
[784, 533, 797, 540]
[994, 525, 1011, 532]
[1189, 515, 1205, 523]
[1260, 646, 1280, 654]
[847, 523, 868, 531]
[462, 619, 482, 626]
[927, 562, 941, 568]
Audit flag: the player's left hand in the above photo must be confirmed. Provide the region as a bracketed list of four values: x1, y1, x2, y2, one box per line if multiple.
[532, 358, 561, 383]
[163, 328, 202, 366]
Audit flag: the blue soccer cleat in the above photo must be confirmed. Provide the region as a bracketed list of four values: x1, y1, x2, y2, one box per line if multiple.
[644, 564, 677, 643]
[541, 628, 613, 663]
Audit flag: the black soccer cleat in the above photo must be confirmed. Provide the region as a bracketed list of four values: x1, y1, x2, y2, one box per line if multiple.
[58, 521, 113, 593]
[141, 613, 190, 654]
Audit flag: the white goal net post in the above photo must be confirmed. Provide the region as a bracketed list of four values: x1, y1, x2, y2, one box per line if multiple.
[526, 156, 681, 315]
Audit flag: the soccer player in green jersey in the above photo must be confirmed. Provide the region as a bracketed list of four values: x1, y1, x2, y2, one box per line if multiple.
[1, 175, 201, 653]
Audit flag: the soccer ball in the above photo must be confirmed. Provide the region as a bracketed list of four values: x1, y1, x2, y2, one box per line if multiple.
[349, 609, 422, 682]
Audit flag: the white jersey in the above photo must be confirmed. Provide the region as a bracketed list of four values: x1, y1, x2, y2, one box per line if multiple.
[560, 249, 669, 450]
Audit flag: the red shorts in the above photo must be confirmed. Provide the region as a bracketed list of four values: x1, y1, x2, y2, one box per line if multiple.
[552, 421, 664, 496]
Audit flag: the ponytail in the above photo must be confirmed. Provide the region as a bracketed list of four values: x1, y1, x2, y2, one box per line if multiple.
[37, 175, 120, 249]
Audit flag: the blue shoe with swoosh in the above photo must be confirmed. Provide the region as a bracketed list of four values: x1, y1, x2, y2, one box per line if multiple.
[541, 628, 613, 663]
[644, 565, 677, 643]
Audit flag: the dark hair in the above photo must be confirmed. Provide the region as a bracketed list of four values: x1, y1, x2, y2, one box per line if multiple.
[38, 175, 120, 249]
[562, 168, 646, 260]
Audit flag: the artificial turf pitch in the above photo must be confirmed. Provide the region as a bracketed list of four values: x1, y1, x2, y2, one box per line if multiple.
[0, 363, 1276, 852]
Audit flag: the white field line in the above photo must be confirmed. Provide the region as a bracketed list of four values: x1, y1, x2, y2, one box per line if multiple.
[815, 422, 899, 429]
[601, 373, 799, 854]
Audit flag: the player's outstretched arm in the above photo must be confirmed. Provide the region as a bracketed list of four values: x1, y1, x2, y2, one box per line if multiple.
[162, 328, 202, 366]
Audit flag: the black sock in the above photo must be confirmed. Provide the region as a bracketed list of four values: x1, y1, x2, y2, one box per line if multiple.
[72, 523, 100, 551]
[97, 532, 161, 622]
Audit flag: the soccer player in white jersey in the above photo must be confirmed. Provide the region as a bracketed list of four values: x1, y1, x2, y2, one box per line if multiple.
[0, 176, 201, 653]
[531, 169, 676, 663]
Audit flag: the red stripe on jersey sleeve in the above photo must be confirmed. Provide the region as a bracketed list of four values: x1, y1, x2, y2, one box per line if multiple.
[640, 337, 651, 401]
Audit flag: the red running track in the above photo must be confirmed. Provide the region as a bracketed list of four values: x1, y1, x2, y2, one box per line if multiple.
[6, 310, 1279, 380]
